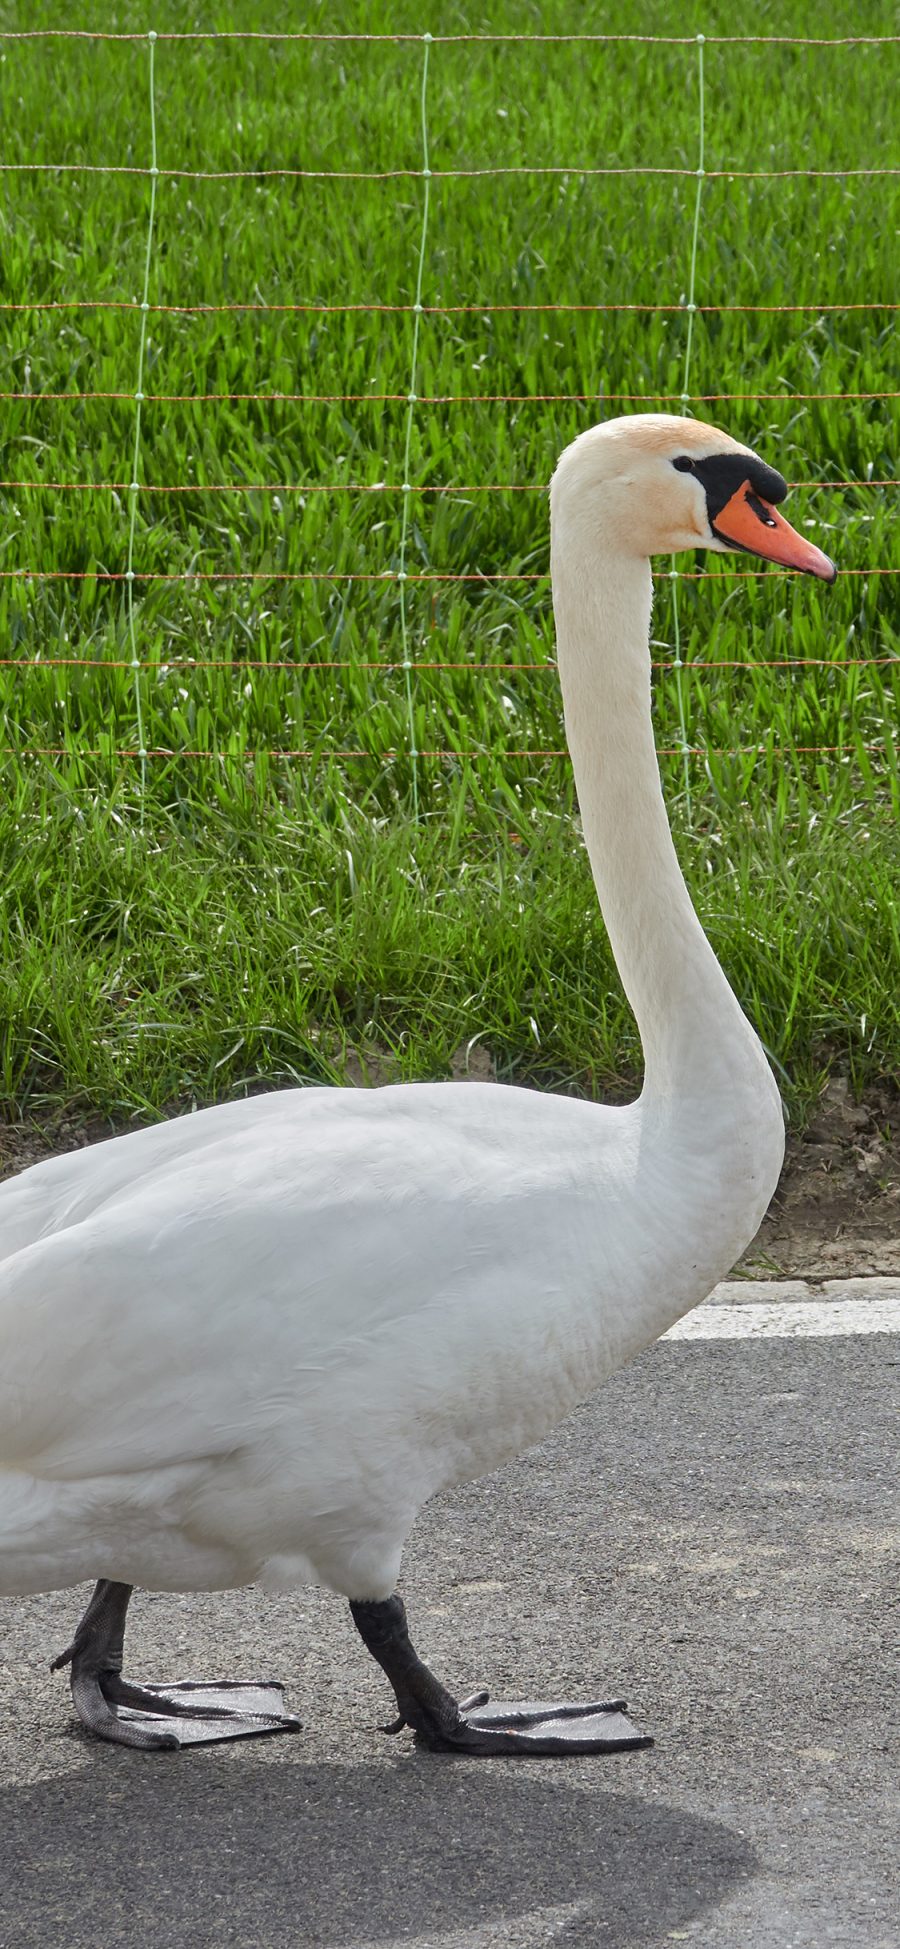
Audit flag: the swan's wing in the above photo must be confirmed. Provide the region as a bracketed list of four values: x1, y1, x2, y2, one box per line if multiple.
[0, 1090, 328, 1265]
[1, 1085, 619, 1481]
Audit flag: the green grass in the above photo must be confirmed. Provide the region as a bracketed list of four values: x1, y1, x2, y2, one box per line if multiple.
[0, 0, 898, 1123]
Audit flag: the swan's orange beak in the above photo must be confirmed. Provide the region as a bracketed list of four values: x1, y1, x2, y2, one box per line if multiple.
[713, 480, 837, 582]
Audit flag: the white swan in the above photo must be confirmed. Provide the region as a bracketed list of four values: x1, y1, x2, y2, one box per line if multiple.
[0, 415, 835, 1754]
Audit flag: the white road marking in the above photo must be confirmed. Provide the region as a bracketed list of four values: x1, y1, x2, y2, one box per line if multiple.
[664, 1298, 900, 1341]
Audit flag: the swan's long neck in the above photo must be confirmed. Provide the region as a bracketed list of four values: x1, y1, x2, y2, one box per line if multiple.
[551, 524, 778, 1134]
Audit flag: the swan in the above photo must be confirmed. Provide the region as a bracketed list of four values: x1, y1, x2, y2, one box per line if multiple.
[0, 414, 836, 1754]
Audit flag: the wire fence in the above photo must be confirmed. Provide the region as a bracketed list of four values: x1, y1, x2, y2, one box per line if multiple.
[2, 28, 899, 40]
[2, 300, 898, 312]
[0, 27, 897, 807]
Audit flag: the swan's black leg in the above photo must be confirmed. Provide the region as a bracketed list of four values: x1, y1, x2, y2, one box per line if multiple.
[350, 1593, 652, 1756]
[51, 1579, 302, 1750]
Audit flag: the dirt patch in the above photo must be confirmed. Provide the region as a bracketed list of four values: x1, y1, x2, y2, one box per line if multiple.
[1, 1069, 897, 1280]
[736, 1075, 900, 1280]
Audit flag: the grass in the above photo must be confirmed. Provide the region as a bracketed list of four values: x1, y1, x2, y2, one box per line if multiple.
[0, 0, 898, 1125]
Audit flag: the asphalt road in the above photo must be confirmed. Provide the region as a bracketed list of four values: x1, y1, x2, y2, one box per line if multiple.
[0, 1296, 897, 1949]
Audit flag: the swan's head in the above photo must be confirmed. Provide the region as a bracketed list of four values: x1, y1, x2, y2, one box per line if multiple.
[550, 413, 836, 581]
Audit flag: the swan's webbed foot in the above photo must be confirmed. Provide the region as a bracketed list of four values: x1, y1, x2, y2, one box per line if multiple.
[349, 1594, 652, 1756]
[51, 1580, 302, 1750]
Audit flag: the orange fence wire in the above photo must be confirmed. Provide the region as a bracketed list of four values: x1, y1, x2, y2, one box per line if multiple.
[1, 569, 895, 584]
[0, 478, 893, 494]
[1, 391, 897, 405]
[3, 746, 891, 763]
[2, 658, 896, 673]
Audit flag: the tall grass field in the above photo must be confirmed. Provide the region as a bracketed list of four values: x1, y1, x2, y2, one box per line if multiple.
[0, 0, 897, 1124]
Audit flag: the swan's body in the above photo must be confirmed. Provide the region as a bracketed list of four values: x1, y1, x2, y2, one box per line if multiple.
[0, 415, 834, 1752]
[1, 1076, 771, 1602]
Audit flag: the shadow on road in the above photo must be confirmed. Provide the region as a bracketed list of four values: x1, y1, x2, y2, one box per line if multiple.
[1, 1743, 754, 1947]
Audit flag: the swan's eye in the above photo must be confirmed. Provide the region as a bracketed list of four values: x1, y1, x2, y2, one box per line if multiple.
[672, 456, 695, 473]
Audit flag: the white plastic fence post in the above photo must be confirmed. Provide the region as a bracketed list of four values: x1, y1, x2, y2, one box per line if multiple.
[126, 27, 159, 809]
[670, 30, 705, 825]
[397, 31, 433, 819]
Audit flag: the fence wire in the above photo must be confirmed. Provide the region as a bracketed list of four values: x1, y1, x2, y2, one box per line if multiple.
[0, 29, 896, 787]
